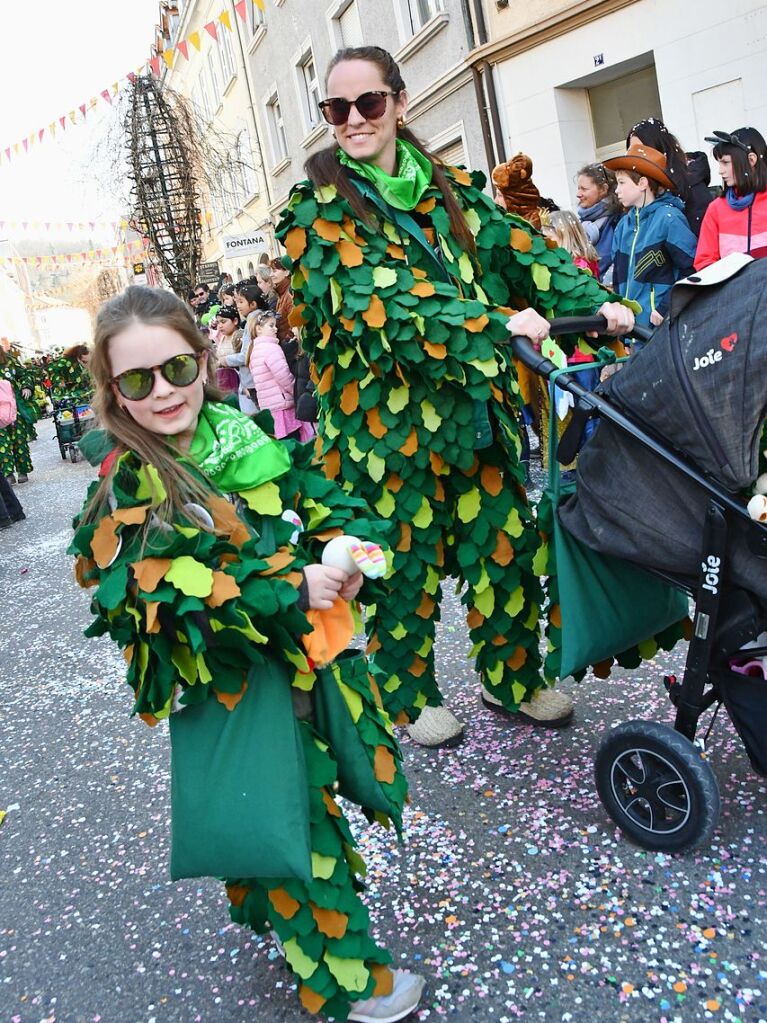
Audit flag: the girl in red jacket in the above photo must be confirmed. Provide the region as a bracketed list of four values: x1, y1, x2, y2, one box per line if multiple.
[695, 127, 767, 269]
[247, 310, 314, 441]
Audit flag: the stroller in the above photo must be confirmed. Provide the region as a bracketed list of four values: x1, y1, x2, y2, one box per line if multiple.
[511, 254, 767, 853]
[53, 396, 94, 462]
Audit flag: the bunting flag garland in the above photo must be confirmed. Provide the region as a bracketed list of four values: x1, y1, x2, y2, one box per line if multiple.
[0, 239, 148, 268]
[0, 213, 214, 236]
[0, 0, 267, 166]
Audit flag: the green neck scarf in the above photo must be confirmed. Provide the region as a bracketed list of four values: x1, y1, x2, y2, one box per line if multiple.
[338, 138, 433, 211]
[187, 402, 290, 494]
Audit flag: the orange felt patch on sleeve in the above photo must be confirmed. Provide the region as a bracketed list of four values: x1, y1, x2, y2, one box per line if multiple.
[310, 904, 349, 939]
[374, 745, 397, 783]
[322, 788, 342, 817]
[367, 673, 384, 708]
[506, 646, 528, 670]
[145, 601, 161, 633]
[510, 228, 532, 253]
[285, 226, 307, 261]
[268, 887, 301, 920]
[424, 341, 447, 359]
[131, 557, 172, 593]
[138, 712, 159, 727]
[416, 592, 436, 619]
[123, 644, 134, 664]
[371, 964, 394, 997]
[303, 599, 356, 668]
[480, 464, 503, 496]
[314, 218, 341, 242]
[366, 631, 382, 654]
[464, 314, 489, 332]
[299, 986, 326, 1014]
[206, 570, 242, 608]
[323, 446, 341, 481]
[342, 216, 363, 244]
[549, 604, 562, 629]
[74, 555, 98, 589]
[317, 364, 334, 395]
[339, 315, 356, 333]
[492, 635, 507, 647]
[319, 321, 332, 347]
[337, 238, 364, 267]
[415, 196, 437, 213]
[91, 515, 120, 569]
[396, 522, 412, 553]
[339, 379, 359, 415]
[226, 883, 250, 907]
[411, 266, 428, 279]
[386, 242, 406, 260]
[262, 549, 296, 576]
[429, 450, 445, 475]
[411, 280, 436, 297]
[207, 495, 250, 546]
[112, 504, 150, 526]
[366, 407, 387, 439]
[492, 531, 514, 566]
[467, 607, 484, 630]
[399, 428, 418, 456]
[410, 655, 427, 678]
[448, 166, 472, 186]
[386, 473, 403, 493]
[362, 293, 386, 328]
[289, 303, 307, 328]
[214, 681, 248, 710]
[433, 478, 445, 503]
[394, 709, 410, 725]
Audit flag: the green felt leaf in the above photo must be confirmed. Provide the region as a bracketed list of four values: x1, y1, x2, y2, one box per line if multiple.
[531, 263, 552, 293]
[241, 481, 283, 515]
[504, 586, 525, 617]
[457, 488, 481, 523]
[172, 644, 197, 685]
[474, 586, 495, 618]
[330, 278, 342, 314]
[323, 953, 369, 995]
[367, 451, 386, 483]
[503, 507, 524, 538]
[386, 385, 409, 414]
[96, 564, 129, 610]
[532, 542, 548, 576]
[375, 490, 395, 517]
[458, 251, 475, 284]
[135, 464, 167, 505]
[467, 357, 497, 378]
[337, 348, 354, 369]
[512, 681, 527, 703]
[164, 557, 214, 598]
[464, 208, 481, 235]
[412, 497, 433, 529]
[420, 400, 441, 432]
[312, 852, 337, 879]
[372, 266, 398, 289]
[284, 937, 319, 980]
[390, 622, 407, 640]
[541, 339, 567, 369]
[382, 221, 401, 244]
[485, 659, 503, 685]
[315, 184, 338, 204]
[338, 679, 363, 722]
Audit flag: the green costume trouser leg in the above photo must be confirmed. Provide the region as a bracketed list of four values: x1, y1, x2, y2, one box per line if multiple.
[226, 720, 392, 1021]
[0, 423, 33, 476]
[366, 440, 546, 722]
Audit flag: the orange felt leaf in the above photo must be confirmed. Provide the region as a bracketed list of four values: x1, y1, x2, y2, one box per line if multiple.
[112, 504, 150, 526]
[415, 196, 436, 213]
[342, 216, 363, 244]
[138, 712, 159, 727]
[299, 986, 326, 1014]
[145, 601, 161, 633]
[362, 293, 386, 328]
[506, 646, 528, 671]
[435, 537, 445, 566]
[480, 465, 503, 496]
[206, 570, 242, 608]
[510, 228, 532, 253]
[450, 166, 472, 186]
[285, 226, 307, 261]
[396, 523, 412, 553]
[337, 238, 364, 267]
[319, 321, 332, 348]
[374, 744, 397, 783]
[492, 530, 514, 566]
[416, 592, 436, 619]
[399, 428, 418, 456]
[492, 635, 506, 647]
[131, 557, 172, 593]
[262, 549, 295, 576]
[339, 315, 356, 333]
[429, 450, 445, 475]
[366, 407, 387, 439]
[317, 364, 334, 395]
[74, 555, 98, 589]
[465, 314, 489, 332]
[434, 478, 445, 503]
[411, 280, 436, 297]
[411, 266, 427, 279]
[91, 515, 120, 569]
[371, 964, 394, 997]
[366, 631, 382, 654]
[322, 788, 342, 817]
[410, 655, 427, 678]
[490, 382, 504, 402]
[424, 341, 447, 359]
[314, 218, 341, 242]
[368, 674, 384, 708]
[124, 644, 134, 664]
[214, 681, 248, 710]
[283, 571, 304, 588]
[467, 607, 484, 629]
[311, 528, 344, 542]
[226, 883, 250, 907]
[310, 904, 349, 939]
[387, 473, 403, 494]
[289, 302, 307, 328]
[340, 379, 359, 415]
[323, 446, 341, 480]
[549, 604, 562, 629]
[386, 242, 406, 260]
[394, 709, 410, 725]
[268, 887, 301, 920]
[208, 495, 250, 546]
[593, 659, 613, 679]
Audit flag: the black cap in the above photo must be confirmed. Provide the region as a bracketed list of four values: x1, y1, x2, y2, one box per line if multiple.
[705, 128, 766, 154]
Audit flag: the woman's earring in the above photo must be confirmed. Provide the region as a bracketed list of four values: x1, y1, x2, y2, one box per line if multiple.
[397, 116, 405, 129]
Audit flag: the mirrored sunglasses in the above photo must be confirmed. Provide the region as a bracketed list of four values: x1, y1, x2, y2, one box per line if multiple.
[113, 353, 203, 401]
[318, 90, 398, 126]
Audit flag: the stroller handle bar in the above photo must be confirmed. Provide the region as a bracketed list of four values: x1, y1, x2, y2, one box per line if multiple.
[509, 315, 653, 377]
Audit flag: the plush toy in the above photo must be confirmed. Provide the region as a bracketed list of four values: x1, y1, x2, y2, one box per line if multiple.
[492, 153, 543, 229]
[747, 464, 767, 521]
[322, 535, 387, 579]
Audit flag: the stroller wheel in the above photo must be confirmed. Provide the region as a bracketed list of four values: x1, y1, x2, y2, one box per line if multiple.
[595, 720, 720, 853]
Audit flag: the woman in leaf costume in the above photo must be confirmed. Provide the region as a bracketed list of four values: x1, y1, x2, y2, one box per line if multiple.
[276, 47, 633, 747]
[0, 346, 38, 482]
[48, 343, 93, 401]
[70, 287, 424, 1022]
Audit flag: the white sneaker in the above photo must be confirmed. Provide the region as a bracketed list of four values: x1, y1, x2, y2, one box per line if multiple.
[348, 969, 425, 1023]
[481, 685, 573, 728]
[405, 705, 464, 748]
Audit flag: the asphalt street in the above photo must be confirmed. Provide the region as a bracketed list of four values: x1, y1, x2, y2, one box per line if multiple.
[1, 425, 766, 1023]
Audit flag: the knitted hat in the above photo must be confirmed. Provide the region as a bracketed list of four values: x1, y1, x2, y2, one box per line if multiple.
[603, 142, 676, 191]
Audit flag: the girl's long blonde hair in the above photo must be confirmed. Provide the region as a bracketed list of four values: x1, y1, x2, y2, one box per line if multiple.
[542, 209, 599, 265]
[85, 286, 222, 526]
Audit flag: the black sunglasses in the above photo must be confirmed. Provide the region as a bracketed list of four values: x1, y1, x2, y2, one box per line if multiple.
[113, 353, 203, 401]
[318, 90, 399, 126]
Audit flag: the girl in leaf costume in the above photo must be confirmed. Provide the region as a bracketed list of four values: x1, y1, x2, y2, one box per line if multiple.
[0, 346, 38, 481]
[276, 47, 634, 748]
[70, 287, 425, 1022]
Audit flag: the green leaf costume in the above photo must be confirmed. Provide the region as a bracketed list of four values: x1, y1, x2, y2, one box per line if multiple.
[70, 402, 407, 1020]
[0, 352, 38, 476]
[276, 163, 616, 720]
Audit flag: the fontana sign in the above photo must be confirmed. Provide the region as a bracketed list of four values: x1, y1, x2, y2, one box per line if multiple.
[222, 231, 270, 258]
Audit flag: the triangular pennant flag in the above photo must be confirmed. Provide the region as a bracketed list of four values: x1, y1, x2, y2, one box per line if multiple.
[254, 0, 265, 9]
[127, 71, 137, 84]
[204, 20, 218, 40]
[66, 254, 72, 263]
[112, 82, 119, 96]
[149, 56, 161, 76]
[69, 111, 77, 124]
[79, 103, 87, 118]
[22, 138, 28, 152]
[67, 223, 74, 231]
[89, 97, 98, 110]
[4, 148, 10, 162]
[49, 121, 56, 135]
[59, 115, 66, 129]
[176, 39, 189, 60]
[44, 223, 51, 231]
[162, 48, 175, 70]
[188, 30, 201, 51]
[28, 132, 36, 147]
[101, 89, 112, 104]
[21, 222, 28, 231]
[38, 128, 45, 142]
[13, 142, 20, 154]
[89, 222, 96, 231]
[219, 10, 232, 30]
[234, 0, 248, 21]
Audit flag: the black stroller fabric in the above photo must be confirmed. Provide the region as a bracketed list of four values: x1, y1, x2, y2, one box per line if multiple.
[559, 256, 767, 602]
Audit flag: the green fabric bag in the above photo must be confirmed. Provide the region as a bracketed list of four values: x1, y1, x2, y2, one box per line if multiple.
[168, 657, 312, 883]
[312, 650, 394, 816]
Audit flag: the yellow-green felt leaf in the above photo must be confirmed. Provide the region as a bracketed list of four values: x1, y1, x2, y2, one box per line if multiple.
[284, 937, 318, 980]
[311, 852, 336, 879]
[373, 266, 398, 288]
[386, 385, 409, 414]
[165, 557, 214, 598]
[323, 953, 370, 994]
[457, 488, 481, 523]
[241, 481, 283, 515]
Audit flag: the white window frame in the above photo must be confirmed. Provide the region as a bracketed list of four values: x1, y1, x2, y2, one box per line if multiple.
[237, 128, 259, 200]
[219, 21, 237, 87]
[326, 0, 363, 50]
[264, 85, 289, 167]
[293, 42, 323, 134]
[197, 71, 212, 122]
[429, 121, 470, 171]
[393, 0, 445, 41]
[206, 48, 222, 105]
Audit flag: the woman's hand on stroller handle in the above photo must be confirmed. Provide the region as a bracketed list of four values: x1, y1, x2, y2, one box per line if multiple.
[595, 302, 635, 338]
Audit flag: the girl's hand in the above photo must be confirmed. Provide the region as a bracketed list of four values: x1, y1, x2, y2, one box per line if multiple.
[339, 571, 363, 602]
[596, 302, 635, 336]
[21, 388, 31, 398]
[650, 309, 665, 327]
[506, 309, 551, 350]
[304, 564, 347, 610]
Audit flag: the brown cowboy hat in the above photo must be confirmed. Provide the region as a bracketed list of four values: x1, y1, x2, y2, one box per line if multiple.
[603, 142, 676, 191]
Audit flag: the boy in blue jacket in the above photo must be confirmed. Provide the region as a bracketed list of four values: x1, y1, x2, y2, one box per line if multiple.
[605, 141, 697, 329]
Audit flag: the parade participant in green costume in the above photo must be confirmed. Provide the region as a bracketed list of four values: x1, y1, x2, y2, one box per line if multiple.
[0, 346, 39, 483]
[48, 343, 92, 401]
[70, 286, 424, 1023]
[276, 47, 634, 748]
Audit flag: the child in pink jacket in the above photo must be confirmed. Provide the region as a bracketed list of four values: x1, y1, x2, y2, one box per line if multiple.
[246, 310, 314, 441]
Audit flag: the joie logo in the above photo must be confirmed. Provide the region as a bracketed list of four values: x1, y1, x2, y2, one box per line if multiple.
[701, 554, 721, 595]
[692, 332, 738, 371]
